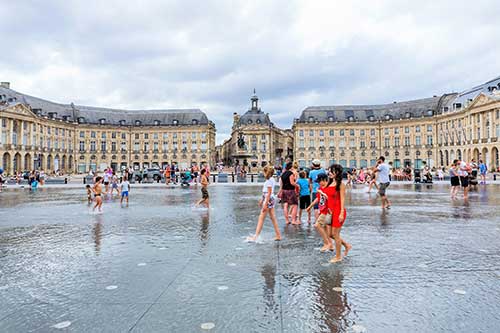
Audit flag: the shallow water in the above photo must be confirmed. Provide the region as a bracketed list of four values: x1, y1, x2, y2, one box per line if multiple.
[0, 183, 499, 332]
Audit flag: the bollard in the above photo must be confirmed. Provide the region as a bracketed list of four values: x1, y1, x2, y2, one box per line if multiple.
[212, 174, 216, 182]
[494, 174, 497, 181]
[231, 173, 235, 182]
[251, 174, 254, 182]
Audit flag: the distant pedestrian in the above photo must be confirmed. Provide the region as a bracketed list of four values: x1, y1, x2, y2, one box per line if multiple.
[373, 156, 391, 209]
[479, 159, 487, 184]
[297, 170, 311, 224]
[120, 177, 130, 205]
[449, 160, 460, 199]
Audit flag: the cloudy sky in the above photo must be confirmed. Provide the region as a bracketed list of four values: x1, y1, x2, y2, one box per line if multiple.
[2, 0, 500, 143]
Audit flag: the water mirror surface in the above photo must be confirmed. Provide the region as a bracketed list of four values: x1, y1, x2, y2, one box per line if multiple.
[0, 183, 499, 332]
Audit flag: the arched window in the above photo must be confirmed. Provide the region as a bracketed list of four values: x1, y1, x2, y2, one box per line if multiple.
[154, 120, 161, 126]
[119, 120, 126, 126]
[172, 119, 179, 125]
[99, 118, 106, 125]
[135, 120, 142, 126]
[192, 119, 198, 125]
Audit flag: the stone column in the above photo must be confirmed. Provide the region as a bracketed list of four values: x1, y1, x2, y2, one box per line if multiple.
[19, 119, 24, 150]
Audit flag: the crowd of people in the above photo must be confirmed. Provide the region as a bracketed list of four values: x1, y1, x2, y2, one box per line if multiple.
[245, 156, 393, 263]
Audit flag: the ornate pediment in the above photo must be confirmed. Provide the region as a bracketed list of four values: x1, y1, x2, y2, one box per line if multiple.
[3, 103, 37, 119]
[468, 93, 496, 109]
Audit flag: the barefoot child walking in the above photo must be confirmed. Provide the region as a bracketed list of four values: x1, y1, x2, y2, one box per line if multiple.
[196, 169, 210, 207]
[120, 177, 130, 205]
[297, 171, 312, 224]
[92, 176, 103, 212]
[327, 164, 352, 263]
[306, 173, 333, 252]
[248, 165, 282, 242]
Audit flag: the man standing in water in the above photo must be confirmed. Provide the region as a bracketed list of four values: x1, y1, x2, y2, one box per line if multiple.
[373, 156, 391, 209]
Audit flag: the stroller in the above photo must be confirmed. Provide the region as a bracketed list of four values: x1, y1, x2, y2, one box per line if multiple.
[180, 171, 192, 187]
[421, 167, 433, 183]
[414, 168, 422, 183]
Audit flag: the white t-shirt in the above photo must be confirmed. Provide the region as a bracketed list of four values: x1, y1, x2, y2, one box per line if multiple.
[459, 161, 469, 176]
[377, 163, 390, 183]
[262, 178, 276, 194]
[121, 181, 130, 192]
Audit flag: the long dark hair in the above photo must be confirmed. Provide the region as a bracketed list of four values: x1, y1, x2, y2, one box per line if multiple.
[328, 164, 343, 191]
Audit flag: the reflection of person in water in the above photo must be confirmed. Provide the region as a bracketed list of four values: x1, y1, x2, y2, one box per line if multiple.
[260, 263, 278, 317]
[314, 270, 351, 331]
[93, 216, 103, 255]
[199, 211, 210, 248]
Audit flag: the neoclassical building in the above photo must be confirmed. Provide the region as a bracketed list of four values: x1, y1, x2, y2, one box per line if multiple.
[0, 82, 216, 175]
[219, 92, 293, 168]
[293, 76, 500, 171]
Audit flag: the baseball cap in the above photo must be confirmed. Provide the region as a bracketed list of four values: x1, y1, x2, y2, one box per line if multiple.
[312, 159, 321, 166]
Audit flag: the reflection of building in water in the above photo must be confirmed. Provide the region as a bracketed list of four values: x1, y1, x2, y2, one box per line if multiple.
[219, 91, 293, 168]
[260, 263, 279, 318]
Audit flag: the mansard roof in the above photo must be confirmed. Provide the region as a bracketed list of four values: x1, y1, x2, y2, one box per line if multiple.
[446, 75, 500, 110]
[0, 86, 210, 126]
[298, 95, 457, 123]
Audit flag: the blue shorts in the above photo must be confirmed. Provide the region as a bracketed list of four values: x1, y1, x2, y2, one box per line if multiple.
[121, 191, 129, 197]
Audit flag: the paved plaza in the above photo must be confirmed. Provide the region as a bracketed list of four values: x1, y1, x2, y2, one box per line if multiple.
[0, 184, 499, 332]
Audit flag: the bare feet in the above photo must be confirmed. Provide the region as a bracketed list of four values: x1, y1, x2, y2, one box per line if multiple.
[344, 244, 352, 257]
[246, 235, 257, 242]
[320, 245, 330, 252]
[329, 257, 343, 263]
[274, 236, 281, 241]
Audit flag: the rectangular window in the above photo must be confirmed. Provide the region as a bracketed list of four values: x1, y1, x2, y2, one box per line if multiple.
[384, 137, 390, 148]
[111, 142, 117, 151]
[350, 129, 355, 136]
[48, 127, 51, 135]
[427, 125, 432, 132]
[404, 137, 410, 146]
[191, 132, 196, 140]
[134, 142, 139, 152]
[121, 133, 126, 139]
[319, 130, 324, 137]
[153, 142, 159, 152]
[121, 142, 127, 152]
[360, 129, 365, 136]
[90, 141, 96, 151]
[329, 139, 334, 147]
[394, 128, 399, 134]
[319, 139, 325, 147]
[135, 133, 139, 139]
[340, 129, 345, 136]
[299, 130, 304, 137]
[394, 137, 400, 146]
[91, 131, 96, 138]
[54, 139, 59, 149]
[299, 139, 305, 148]
[154, 133, 159, 140]
[370, 129, 375, 136]
[309, 139, 315, 147]
[201, 133, 207, 140]
[384, 128, 389, 135]
[309, 130, 314, 137]
[173, 141, 178, 150]
[201, 142, 207, 151]
[101, 141, 106, 151]
[162, 141, 168, 151]
[415, 136, 421, 145]
[415, 125, 420, 133]
[79, 141, 85, 151]
[55, 128, 59, 136]
[370, 140, 376, 148]
[192, 142, 197, 150]
[360, 140, 366, 148]
[144, 142, 150, 151]
[261, 142, 266, 151]
[173, 133, 178, 139]
[405, 127, 409, 134]
[144, 133, 149, 139]
[349, 139, 355, 148]
[329, 129, 334, 136]
[112, 132, 117, 139]
[339, 139, 345, 148]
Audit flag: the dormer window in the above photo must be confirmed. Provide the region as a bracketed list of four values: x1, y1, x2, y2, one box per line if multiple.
[192, 119, 198, 125]
[77, 117, 86, 124]
[119, 120, 126, 126]
[427, 110, 434, 116]
[405, 112, 412, 119]
[135, 120, 142, 126]
[99, 118, 106, 125]
[172, 119, 179, 126]
[48, 112, 57, 119]
[308, 116, 314, 123]
[256, 119, 261, 124]
[384, 114, 392, 121]
[62, 115, 70, 121]
[328, 116, 334, 122]
[154, 120, 161, 126]
[247, 119, 252, 124]
[368, 115, 375, 122]
[347, 116, 354, 122]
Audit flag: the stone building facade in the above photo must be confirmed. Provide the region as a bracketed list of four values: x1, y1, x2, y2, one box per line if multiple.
[220, 92, 293, 168]
[293, 76, 500, 171]
[0, 83, 216, 175]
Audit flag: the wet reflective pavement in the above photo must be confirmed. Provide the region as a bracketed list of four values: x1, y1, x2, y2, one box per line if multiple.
[0, 184, 499, 332]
